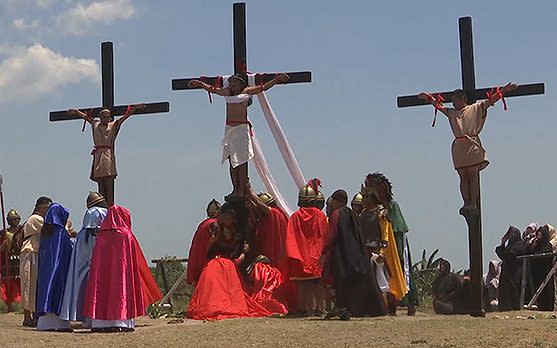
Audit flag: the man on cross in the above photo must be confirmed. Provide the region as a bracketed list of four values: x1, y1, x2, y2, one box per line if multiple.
[188, 73, 289, 200]
[68, 104, 146, 206]
[418, 82, 517, 216]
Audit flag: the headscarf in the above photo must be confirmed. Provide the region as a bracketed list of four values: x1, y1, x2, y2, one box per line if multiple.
[44, 203, 70, 227]
[100, 205, 131, 231]
[547, 224, 557, 251]
[522, 223, 538, 246]
[483, 260, 501, 285]
[82, 207, 108, 229]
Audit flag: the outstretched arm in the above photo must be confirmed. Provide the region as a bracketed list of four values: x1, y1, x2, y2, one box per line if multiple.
[68, 109, 93, 124]
[418, 92, 450, 116]
[244, 73, 289, 95]
[114, 104, 146, 128]
[483, 82, 518, 109]
[188, 80, 228, 96]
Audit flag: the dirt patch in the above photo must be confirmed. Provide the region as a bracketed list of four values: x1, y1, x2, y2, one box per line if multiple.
[1, 310, 556, 348]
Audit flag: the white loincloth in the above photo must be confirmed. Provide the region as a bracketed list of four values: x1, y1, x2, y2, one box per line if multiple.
[221, 124, 254, 168]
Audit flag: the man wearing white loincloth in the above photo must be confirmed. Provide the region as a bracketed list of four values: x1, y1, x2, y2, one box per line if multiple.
[189, 72, 289, 200]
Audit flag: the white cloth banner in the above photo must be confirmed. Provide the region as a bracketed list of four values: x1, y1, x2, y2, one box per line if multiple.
[251, 136, 294, 216]
[220, 75, 307, 216]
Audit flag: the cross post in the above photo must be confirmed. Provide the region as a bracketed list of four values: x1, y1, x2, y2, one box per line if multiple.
[171, 3, 311, 257]
[49, 42, 170, 205]
[397, 17, 545, 317]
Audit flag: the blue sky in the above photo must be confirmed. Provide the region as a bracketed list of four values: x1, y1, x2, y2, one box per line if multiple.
[0, 0, 555, 270]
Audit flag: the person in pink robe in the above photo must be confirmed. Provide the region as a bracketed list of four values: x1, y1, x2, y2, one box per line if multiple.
[83, 205, 162, 332]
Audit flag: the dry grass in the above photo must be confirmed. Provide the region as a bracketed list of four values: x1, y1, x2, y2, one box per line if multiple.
[1, 310, 556, 348]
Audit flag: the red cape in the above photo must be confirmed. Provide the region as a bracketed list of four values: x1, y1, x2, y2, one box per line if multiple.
[284, 207, 328, 279]
[84, 205, 162, 320]
[254, 208, 287, 266]
[187, 257, 271, 320]
[247, 263, 288, 315]
[186, 218, 216, 285]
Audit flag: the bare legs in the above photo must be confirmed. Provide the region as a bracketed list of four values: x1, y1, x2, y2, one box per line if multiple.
[97, 177, 115, 206]
[457, 165, 481, 215]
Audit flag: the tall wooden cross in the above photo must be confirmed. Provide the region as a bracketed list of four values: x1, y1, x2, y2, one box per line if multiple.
[50, 42, 170, 121]
[171, 3, 311, 256]
[397, 17, 544, 317]
[49, 42, 170, 204]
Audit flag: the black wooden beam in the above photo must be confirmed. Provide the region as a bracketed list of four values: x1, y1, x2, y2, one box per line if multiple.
[459, 17, 477, 103]
[397, 82, 545, 108]
[49, 102, 170, 121]
[233, 3, 247, 74]
[101, 42, 115, 108]
[172, 71, 312, 91]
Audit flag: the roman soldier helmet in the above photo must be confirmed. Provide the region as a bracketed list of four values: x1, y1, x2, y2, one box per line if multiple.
[87, 191, 107, 209]
[206, 199, 221, 217]
[7, 209, 20, 222]
[298, 178, 321, 207]
[351, 193, 364, 206]
[257, 192, 276, 207]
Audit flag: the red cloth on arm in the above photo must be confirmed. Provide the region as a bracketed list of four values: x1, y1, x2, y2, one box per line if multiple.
[187, 257, 271, 320]
[186, 218, 216, 285]
[284, 207, 329, 279]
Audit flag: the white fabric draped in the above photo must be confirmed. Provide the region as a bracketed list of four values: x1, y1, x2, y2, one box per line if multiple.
[219, 75, 306, 216]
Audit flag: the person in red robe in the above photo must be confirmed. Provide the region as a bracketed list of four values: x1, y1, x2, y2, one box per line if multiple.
[0, 209, 23, 312]
[244, 255, 288, 315]
[253, 192, 297, 311]
[186, 199, 222, 286]
[83, 205, 162, 332]
[187, 203, 270, 320]
[285, 179, 328, 316]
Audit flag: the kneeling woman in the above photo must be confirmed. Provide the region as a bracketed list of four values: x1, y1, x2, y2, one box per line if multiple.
[83, 205, 162, 332]
[187, 203, 271, 320]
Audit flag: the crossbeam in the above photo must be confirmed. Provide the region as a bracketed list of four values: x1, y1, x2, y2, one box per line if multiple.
[49, 42, 170, 122]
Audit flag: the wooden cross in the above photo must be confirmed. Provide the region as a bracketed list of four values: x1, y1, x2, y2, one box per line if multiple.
[397, 17, 545, 317]
[49, 42, 170, 121]
[171, 3, 311, 257]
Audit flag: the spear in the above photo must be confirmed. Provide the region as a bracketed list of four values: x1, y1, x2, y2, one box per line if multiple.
[0, 174, 11, 305]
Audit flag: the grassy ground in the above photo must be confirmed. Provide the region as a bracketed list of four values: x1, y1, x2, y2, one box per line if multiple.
[1, 310, 557, 348]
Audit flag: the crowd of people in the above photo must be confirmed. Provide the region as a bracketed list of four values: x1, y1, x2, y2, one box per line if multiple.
[432, 223, 557, 315]
[186, 173, 418, 320]
[0, 193, 162, 331]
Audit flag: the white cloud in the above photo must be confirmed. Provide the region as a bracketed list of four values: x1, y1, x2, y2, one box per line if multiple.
[12, 18, 41, 30]
[53, 0, 136, 35]
[0, 44, 100, 104]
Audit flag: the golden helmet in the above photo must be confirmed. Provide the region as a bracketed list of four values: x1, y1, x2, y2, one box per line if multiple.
[206, 199, 221, 217]
[351, 193, 363, 206]
[7, 209, 20, 221]
[298, 178, 321, 207]
[257, 192, 276, 207]
[87, 191, 107, 209]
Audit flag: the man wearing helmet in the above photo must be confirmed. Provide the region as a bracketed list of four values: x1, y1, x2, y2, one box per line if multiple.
[0, 209, 23, 312]
[351, 193, 364, 216]
[67, 104, 146, 206]
[284, 179, 328, 316]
